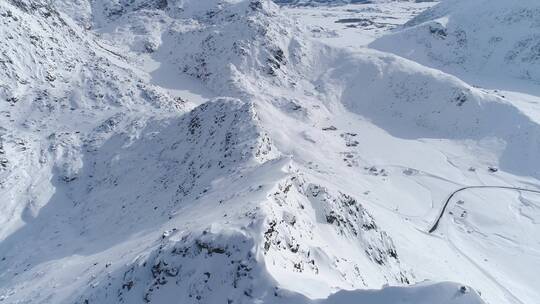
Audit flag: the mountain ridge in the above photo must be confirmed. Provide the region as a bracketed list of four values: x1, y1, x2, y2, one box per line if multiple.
[1, 0, 538, 303]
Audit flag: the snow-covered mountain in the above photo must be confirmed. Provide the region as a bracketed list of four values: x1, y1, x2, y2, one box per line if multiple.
[371, 0, 540, 92]
[0, 0, 538, 303]
[273, 0, 426, 6]
[274, 0, 372, 5]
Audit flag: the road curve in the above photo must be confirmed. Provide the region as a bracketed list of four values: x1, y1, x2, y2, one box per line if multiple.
[428, 185, 540, 233]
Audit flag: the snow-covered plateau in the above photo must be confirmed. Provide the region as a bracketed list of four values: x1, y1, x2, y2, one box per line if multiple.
[0, 0, 538, 303]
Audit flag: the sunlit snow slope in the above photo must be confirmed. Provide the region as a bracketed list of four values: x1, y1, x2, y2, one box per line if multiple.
[0, 0, 538, 304]
[371, 0, 540, 94]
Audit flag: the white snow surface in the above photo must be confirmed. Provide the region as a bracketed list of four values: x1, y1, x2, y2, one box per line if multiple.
[0, 0, 538, 304]
[371, 0, 540, 94]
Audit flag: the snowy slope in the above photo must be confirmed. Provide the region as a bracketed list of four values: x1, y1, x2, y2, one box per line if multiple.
[1, 0, 538, 304]
[274, 0, 425, 6]
[0, 0, 183, 241]
[371, 0, 540, 93]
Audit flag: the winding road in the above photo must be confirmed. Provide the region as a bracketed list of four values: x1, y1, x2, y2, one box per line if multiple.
[428, 185, 540, 233]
